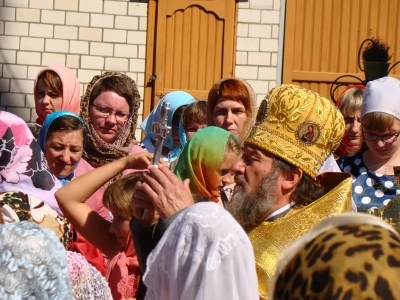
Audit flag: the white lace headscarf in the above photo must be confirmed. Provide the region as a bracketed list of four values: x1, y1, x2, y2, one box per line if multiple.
[0, 221, 72, 299]
[143, 202, 259, 300]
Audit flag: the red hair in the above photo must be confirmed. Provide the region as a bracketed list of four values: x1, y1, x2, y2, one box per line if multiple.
[207, 78, 252, 125]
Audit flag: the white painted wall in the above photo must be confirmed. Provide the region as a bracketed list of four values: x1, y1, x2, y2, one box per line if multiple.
[236, 0, 282, 105]
[0, 0, 283, 137]
[0, 0, 147, 138]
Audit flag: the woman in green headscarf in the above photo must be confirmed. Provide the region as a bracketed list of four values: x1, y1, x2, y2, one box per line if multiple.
[174, 126, 241, 204]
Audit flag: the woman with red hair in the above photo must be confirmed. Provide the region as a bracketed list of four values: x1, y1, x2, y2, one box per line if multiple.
[207, 78, 256, 143]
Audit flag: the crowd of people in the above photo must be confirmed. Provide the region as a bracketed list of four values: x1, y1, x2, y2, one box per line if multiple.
[1, 65, 400, 299]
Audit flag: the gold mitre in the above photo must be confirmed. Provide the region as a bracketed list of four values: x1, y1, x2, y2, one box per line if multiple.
[248, 173, 353, 299]
[245, 84, 345, 179]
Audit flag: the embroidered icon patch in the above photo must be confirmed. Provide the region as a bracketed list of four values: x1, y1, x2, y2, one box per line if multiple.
[296, 121, 321, 145]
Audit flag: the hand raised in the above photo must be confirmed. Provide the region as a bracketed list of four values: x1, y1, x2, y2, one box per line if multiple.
[124, 152, 153, 170]
[131, 181, 159, 226]
[138, 165, 194, 220]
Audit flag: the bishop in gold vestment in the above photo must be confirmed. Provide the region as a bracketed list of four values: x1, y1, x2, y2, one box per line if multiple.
[225, 85, 353, 299]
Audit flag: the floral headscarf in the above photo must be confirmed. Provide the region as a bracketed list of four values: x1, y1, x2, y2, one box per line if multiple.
[80, 72, 141, 167]
[0, 191, 71, 248]
[0, 111, 62, 214]
[67, 251, 112, 299]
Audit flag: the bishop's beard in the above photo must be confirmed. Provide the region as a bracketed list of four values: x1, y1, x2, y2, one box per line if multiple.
[225, 169, 280, 232]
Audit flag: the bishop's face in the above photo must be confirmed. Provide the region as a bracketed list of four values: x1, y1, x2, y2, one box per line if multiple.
[225, 145, 282, 231]
[230, 145, 277, 195]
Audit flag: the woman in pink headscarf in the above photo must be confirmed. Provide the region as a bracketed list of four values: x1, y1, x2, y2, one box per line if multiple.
[28, 66, 80, 137]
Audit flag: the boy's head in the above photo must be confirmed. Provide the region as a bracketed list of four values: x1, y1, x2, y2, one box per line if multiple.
[103, 172, 143, 220]
[182, 100, 208, 140]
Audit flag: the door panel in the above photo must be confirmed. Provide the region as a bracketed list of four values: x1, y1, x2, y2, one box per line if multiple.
[283, 0, 400, 100]
[144, 0, 237, 117]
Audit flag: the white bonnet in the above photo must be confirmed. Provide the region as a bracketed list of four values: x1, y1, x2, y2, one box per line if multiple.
[361, 76, 400, 120]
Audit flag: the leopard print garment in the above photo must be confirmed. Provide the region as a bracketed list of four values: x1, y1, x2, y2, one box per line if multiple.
[272, 222, 400, 300]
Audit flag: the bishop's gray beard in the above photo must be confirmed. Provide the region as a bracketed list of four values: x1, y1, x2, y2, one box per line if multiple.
[225, 170, 280, 232]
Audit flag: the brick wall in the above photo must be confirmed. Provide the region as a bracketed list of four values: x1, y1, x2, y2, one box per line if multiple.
[236, 0, 282, 105]
[0, 0, 147, 139]
[0, 0, 283, 137]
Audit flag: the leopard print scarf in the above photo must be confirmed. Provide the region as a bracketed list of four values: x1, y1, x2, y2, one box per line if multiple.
[271, 213, 400, 299]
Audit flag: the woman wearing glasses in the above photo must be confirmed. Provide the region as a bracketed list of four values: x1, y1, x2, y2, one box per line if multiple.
[74, 72, 145, 221]
[337, 77, 400, 212]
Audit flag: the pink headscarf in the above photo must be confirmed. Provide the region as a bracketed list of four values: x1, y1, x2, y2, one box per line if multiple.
[0, 111, 62, 214]
[34, 66, 81, 124]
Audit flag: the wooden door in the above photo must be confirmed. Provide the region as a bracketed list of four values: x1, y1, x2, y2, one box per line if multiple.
[283, 0, 400, 100]
[143, 0, 237, 117]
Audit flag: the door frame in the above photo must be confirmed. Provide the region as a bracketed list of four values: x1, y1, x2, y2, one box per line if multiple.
[143, 0, 238, 119]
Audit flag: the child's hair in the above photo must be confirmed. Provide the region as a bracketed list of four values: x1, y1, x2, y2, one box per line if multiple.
[338, 86, 364, 117]
[362, 112, 398, 132]
[172, 105, 187, 127]
[103, 172, 143, 220]
[182, 100, 207, 131]
[223, 134, 242, 162]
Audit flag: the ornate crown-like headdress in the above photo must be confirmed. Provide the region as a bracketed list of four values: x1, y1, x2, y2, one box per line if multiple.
[245, 84, 345, 179]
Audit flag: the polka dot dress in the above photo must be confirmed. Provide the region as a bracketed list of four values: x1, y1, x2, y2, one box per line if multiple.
[337, 151, 400, 212]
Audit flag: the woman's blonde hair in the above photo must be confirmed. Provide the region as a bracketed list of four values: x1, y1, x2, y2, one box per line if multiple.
[338, 87, 364, 117]
[103, 172, 143, 220]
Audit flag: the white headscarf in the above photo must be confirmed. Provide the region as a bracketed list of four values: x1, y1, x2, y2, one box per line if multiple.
[0, 221, 72, 299]
[143, 202, 259, 300]
[361, 76, 400, 120]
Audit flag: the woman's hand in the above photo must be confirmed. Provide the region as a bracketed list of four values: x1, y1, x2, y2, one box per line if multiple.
[124, 152, 153, 170]
[132, 182, 160, 227]
[124, 152, 168, 170]
[138, 165, 194, 220]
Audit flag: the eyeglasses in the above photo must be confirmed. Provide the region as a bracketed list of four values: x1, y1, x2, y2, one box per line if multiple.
[91, 104, 129, 122]
[363, 131, 400, 143]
